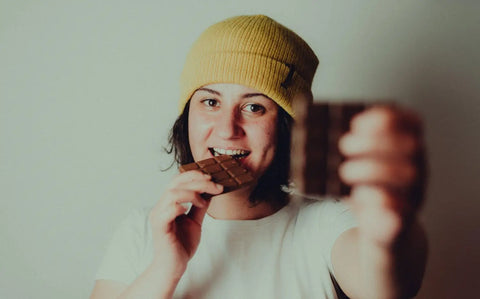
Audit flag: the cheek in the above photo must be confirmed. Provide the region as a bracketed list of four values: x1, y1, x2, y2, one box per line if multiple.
[188, 114, 199, 138]
[188, 113, 212, 155]
[187, 113, 201, 154]
[250, 120, 278, 154]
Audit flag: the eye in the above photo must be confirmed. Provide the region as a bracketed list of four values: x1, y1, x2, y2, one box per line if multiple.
[243, 103, 266, 114]
[201, 98, 219, 108]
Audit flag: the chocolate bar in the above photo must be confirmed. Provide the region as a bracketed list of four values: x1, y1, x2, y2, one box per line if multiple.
[179, 155, 255, 193]
[291, 98, 369, 197]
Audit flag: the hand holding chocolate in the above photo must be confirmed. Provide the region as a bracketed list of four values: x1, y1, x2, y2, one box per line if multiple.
[179, 155, 255, 194]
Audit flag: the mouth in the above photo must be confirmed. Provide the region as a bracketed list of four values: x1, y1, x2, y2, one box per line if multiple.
[208, 147, 251, 160]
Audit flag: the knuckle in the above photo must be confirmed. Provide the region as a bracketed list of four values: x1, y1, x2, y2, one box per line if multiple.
[169, 188, 188, 201]
[381, 108, 398, 122]
[175, 202, 188, 214]
[174, 170, 202, 184]
[161, 189, 176, 204]
[189, 169, 207, 179]
[371, 106, 397, 124]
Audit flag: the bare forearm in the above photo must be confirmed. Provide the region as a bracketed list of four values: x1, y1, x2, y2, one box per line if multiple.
[359, 221, 428, 299]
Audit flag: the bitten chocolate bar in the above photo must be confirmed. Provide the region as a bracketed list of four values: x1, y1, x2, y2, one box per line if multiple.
[291, 98, 368, 197]
[179, 155, 255, 194]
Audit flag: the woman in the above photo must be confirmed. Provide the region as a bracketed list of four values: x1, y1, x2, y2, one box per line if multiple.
[91, 15, 428, 299]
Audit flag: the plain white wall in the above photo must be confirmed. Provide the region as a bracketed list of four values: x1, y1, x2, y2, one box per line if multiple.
[1, 1, 479, 298]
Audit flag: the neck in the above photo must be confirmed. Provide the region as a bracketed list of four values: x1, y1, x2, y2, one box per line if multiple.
[206, 187, 283, 220]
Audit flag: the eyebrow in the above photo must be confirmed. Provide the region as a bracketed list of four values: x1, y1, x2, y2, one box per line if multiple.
[197, 87, 221, 96]
[243, 93, 268, 99]
[196, 88, 269, 99]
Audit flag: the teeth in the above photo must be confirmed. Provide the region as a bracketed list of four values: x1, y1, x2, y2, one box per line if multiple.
[212, 148, 249, 156]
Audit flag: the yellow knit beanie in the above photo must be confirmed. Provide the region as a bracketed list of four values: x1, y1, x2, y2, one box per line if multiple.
[179, 15, 319, 117]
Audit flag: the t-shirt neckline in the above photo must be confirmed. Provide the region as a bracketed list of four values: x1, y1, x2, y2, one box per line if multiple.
[203, 202, 293, 230]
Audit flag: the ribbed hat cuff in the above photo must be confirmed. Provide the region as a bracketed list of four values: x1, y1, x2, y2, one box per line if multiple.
[179, 52, 310, 117]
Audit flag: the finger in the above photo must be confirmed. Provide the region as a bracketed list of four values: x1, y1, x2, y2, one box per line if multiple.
[171, 170, 212, 186]
[168, 189, 209, 209]
[181, 179, 224, 195]
[350, 106, 423, 136]
[338, 132, 419, 158]
[339, 157, 417, 187]
[171, 170, 223, 195]
[151, 189, 210, 228]
[149, 201, 189, 232]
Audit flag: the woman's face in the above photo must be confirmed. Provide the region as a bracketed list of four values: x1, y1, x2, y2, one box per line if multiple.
[188, 83, 279, 179]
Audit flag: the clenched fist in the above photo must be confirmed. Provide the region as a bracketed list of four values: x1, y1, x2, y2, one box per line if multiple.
[338, 106, 427, 247]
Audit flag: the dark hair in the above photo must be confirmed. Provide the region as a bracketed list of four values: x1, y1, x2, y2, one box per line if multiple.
[165, 100, 293, 209]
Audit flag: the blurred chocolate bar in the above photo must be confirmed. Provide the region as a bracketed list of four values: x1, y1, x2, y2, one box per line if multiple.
[290, 98, 368, 197]
[179, 155, 255, 194]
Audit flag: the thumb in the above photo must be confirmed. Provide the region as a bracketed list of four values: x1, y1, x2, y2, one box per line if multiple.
[188, 194, 212, 226]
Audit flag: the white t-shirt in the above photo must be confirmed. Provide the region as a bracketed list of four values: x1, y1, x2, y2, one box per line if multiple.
[95, 197, 357, 298]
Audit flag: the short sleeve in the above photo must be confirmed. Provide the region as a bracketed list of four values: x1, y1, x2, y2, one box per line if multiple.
[94, 208, 152, 284]
[297, 198, 357, 274]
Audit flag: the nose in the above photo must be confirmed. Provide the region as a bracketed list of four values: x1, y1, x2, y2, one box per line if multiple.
[215, 109, 244, 139]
